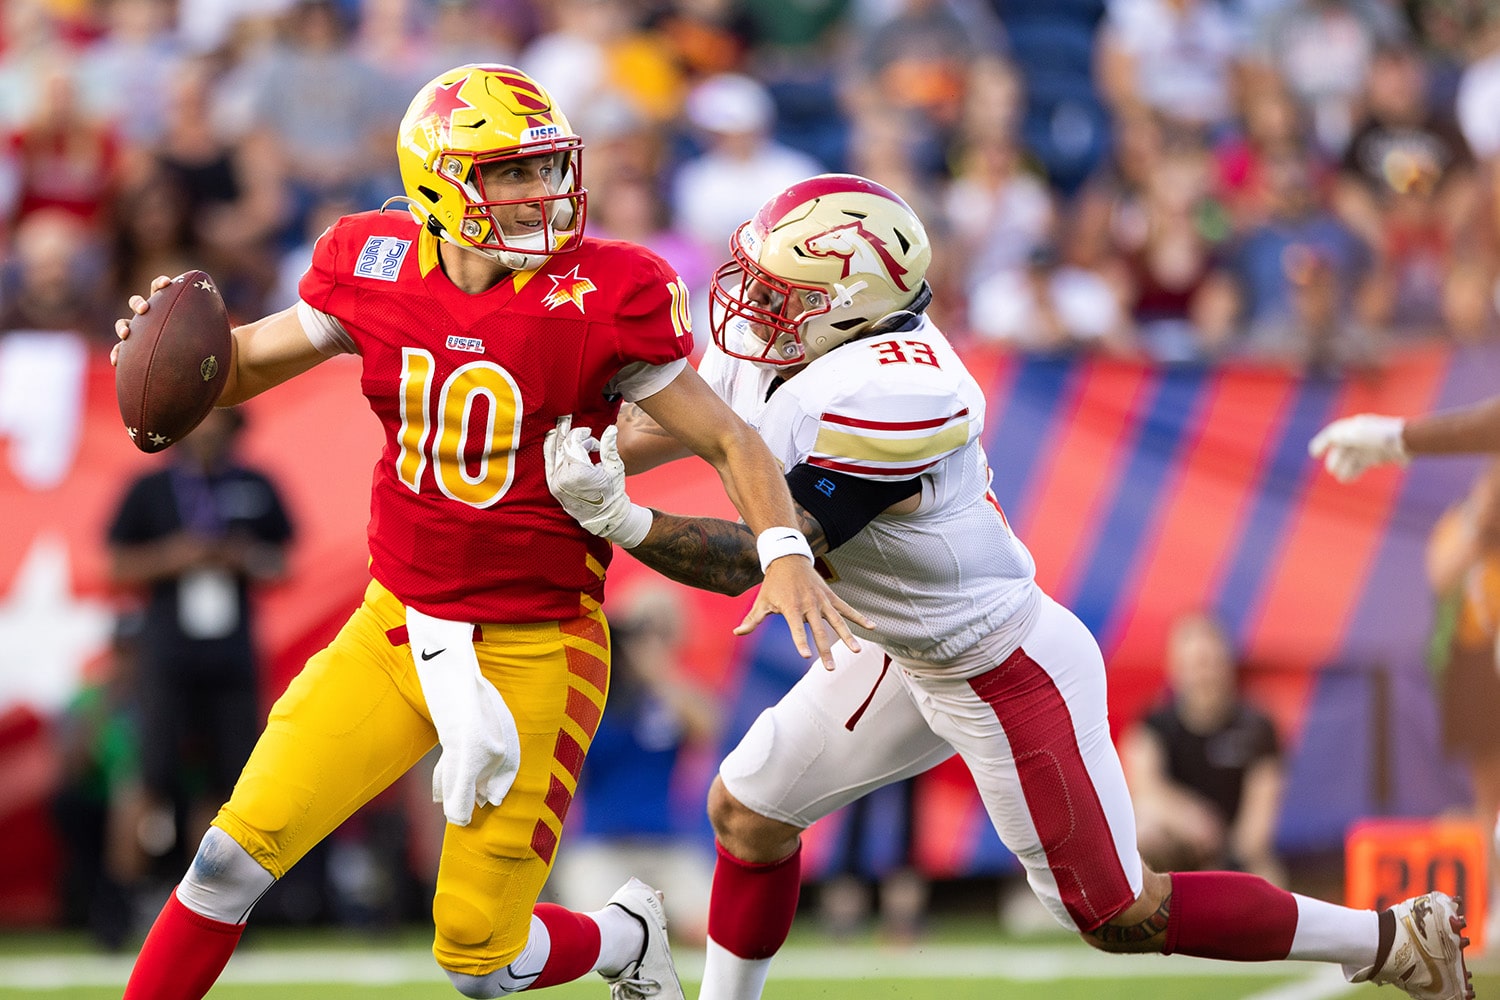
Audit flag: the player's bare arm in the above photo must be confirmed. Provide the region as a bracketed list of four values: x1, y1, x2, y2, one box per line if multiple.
[1403, 397, 1500, 454]
[614, 401, 694, 474]
[112, 275, 327, 405]
[630, 367, 871, 662]
[626, 503, 830, 597]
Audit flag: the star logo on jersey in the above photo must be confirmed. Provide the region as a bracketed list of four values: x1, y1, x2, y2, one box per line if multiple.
[541, 266, 597, 313]
[803, 221, 912, 292]
[417, 77, 473, 129]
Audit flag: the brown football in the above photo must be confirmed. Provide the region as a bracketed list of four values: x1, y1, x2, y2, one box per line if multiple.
[114, 270, 232, 453]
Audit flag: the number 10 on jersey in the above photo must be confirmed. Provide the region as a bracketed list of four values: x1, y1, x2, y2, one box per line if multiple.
[397, 347, 523, 509]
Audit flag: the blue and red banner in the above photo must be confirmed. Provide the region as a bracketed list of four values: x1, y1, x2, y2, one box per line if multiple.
[1, 337, 1496, 912]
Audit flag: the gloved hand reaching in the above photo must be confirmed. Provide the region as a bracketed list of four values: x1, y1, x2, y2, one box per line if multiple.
[543, 415, 653, 547]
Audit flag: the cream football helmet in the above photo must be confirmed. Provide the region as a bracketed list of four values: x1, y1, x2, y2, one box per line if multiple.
[395, 64, 586, 270]
[710, 173, 932, 367]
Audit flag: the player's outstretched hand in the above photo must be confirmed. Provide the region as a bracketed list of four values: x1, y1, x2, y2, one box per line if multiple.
[1308, 413, 1408, 483]
[110, 274, 174, 367]
[736, 558, 871, 667]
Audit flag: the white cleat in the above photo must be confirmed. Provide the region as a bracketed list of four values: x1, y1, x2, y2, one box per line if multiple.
[1348, 891, 1473, 1000]
[602, 878, 685, 1000]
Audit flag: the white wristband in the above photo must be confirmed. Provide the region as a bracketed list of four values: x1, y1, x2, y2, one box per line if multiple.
[756, 527, 814, 573]
[613, 504, 653, 549]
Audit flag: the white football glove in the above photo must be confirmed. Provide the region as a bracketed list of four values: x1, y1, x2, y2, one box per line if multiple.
[543, 415, 652, 548]
[1308, 413, 1409, 483]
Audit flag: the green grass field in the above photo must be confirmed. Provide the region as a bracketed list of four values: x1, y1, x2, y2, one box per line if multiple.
[1, 921, 1497, 1000]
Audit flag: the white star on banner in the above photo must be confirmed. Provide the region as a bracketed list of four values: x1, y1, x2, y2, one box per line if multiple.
[0, 534, 114, 713]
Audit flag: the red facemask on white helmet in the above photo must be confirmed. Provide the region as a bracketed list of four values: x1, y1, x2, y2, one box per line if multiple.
[710, 173, 933, 367]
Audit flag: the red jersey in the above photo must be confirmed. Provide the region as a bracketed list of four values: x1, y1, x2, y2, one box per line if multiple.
[299, 211, 693, 622]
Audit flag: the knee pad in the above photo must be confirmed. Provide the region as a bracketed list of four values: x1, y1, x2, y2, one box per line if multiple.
[444, 914, 549, 997]
[176, 827, 276, 924]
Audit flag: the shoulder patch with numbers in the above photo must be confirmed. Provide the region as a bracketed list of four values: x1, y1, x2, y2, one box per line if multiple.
[353, 236, 412, 282]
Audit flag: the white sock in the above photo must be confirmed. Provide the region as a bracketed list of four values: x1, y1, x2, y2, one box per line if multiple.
[1288, 893, 1379, 968]
[590, 904, 645, 977]
[699, 937, 774, 1000]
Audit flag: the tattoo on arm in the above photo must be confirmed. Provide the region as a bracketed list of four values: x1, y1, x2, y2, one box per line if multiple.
[628, 504, 829, 596]
[617, 402, 677, 440]
[1089, 894, 1171, 950]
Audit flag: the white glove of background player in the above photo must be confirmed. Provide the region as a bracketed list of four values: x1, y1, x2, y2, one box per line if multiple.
[1308, 414, 1408, 483]
[543, 415, 652, 548]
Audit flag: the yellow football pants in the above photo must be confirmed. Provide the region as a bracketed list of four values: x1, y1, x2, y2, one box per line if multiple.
[213, 579, 610, 974]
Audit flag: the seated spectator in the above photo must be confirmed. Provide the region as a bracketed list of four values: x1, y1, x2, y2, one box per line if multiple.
[1096, 0, 1245, 134]
[844, 0, 1006, 172]
[1100, 132, 1241, 363]
[1334, 41, 1484, 339]
[0, 207, 111, 340]
[670, 72, 823, 254]
[1122, 611, 1287, 887]
[238, 0, 393, 247]
[1213, 82, 1316, 231]
[549, 585, 720, 945]
[3, 54, 121, 233]
[1248, 0, 1407, 155]
[1229, 149, 1377, 371]
[967, 243, 1133, 355]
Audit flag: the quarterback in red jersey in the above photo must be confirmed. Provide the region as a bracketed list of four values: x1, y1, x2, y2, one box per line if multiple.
[108, 64, 863, 1000]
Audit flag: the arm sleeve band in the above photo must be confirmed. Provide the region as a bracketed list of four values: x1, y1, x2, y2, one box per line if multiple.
[785, 463, 922, 551]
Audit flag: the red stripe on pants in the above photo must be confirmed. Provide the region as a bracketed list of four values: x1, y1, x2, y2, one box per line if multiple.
[968, 647, 1134, 931]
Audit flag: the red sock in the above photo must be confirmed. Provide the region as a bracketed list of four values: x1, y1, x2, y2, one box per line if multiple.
[707, 841, 801, 960]
[529, 903, 603, 989]
[1164, 871, 1298, 961]
[122, 889, 246, 1000]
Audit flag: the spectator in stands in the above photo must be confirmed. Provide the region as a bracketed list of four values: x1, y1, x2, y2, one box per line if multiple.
[74, 0, 185, 157]
[1122, 611, 1287, 888]
[105, 407, 294, 871]
[549, 585, 719, 946]
[1101, 129, 1241, 363]
[520, 0, 685, 131]
[1248, 0, 1407, 155]
[670, 72, 823, 254]
[1229, 148, 1377, 371]
[845, 0, 1005, 176]
[1213, 82, 1315, 231]
[1096, 0, 1246, 133]
[153, 55, 286, 316]
[0, 207, 111, 340]
[107, 168, 200, 316]
[238, 0, 393, 246]
[1334, 41, 1484, 339]
[2, 54, 121, 233]
[1425, 458, 1500, 912]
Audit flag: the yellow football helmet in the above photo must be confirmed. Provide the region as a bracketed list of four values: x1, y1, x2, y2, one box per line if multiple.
[395, 64, 586, 270]
[710, 173, 932, 367]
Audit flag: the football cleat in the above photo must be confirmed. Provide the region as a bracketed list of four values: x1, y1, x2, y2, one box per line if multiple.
[602, 878, 685, 1000]
[1348, 891, 1473, 1000]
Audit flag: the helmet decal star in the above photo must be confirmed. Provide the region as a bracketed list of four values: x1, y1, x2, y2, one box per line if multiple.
[541, 266, 597, 313]
[418, 77, 473, 130]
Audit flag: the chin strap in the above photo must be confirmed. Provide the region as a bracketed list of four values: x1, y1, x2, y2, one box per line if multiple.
[865, 282, 934, 336]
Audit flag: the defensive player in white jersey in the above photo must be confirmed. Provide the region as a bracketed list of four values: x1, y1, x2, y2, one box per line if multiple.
[545, 174, 1473, 1000]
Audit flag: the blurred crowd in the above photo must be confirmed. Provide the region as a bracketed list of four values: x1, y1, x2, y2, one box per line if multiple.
[9, 0, 1500, 945]
[2, 0, 1499, 373]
